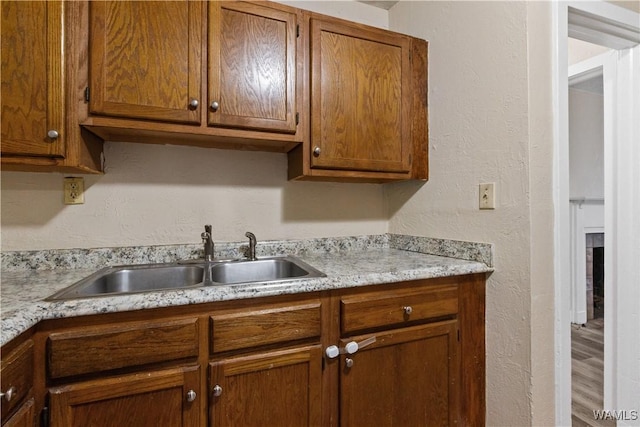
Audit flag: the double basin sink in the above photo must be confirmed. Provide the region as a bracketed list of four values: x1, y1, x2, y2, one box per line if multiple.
[47, 256, 325, 300]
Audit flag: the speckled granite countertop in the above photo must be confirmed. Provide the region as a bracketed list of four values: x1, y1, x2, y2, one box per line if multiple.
[0, 234, 493, 347]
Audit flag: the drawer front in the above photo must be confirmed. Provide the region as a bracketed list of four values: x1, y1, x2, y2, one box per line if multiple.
[48, 317, 199, 380]
[1, 339, 34, 420]
[211, 302, 321, 353]
[341, 284, 458, 335]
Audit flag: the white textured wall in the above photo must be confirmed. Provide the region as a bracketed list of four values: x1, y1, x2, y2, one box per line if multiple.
[569, 38, 611, 65]
[607, 0, 640, 13]
[0, 1, 389, 252]
[569, 87, 605, 199]
[279, 0, 389, 27]
[1, 143, 387, 251]
[388, 2, 555, 425]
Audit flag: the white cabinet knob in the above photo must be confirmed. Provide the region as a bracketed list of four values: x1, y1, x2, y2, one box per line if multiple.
[325, 345, 340, 359]
[212, 384, 223, 397]
[344, 341, 359, 355]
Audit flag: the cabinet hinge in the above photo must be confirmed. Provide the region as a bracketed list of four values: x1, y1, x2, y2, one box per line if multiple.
[84, 87, 90, 102]
[41, 406, 50, 427]
[295, 112, 299, 125]
[296, 24, 300, 38]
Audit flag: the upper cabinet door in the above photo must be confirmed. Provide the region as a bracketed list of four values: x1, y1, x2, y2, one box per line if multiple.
[1, 1, 66, 158]
[208, 2, 298, 134]
[310, 18, 412, 173]
[89, 1, 203, 124]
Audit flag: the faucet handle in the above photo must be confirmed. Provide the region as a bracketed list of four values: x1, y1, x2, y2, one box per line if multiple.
[202, 225, 213, 242]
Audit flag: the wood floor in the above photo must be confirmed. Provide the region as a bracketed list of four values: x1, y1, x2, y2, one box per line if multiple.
[572, 318, 615, 427]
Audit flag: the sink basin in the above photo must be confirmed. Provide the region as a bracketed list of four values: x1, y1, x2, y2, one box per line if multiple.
[47, 264, 204, 300]
[209, 257, 325, 285]
[46, 256, 325, 300]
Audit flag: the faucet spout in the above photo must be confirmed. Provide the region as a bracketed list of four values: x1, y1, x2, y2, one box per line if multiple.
[245, 232, 257, 261]
[201, 225, 214, 285]
[201, 224, 214, 261]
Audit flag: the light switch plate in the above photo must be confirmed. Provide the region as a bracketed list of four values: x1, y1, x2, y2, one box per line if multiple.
[64, 177, 85, 205]
[479, 183, 495, 210]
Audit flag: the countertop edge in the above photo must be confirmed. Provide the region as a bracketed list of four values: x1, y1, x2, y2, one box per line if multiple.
[1, 236, 495, 347]
[1, 258, 491, 347]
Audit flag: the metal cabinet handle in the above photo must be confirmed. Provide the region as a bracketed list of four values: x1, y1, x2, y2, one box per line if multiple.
[47, 130, 59, 140]
[0, 386, 16, 402]
[403, 306, 413, 315]
[210, 101, 220, 112]
[186, 389, 197, 402]
[313, 146, 321, 157]
[212, 384, 223, 397]
[345, 358, 354, 368]
[188, 99, 199, 110]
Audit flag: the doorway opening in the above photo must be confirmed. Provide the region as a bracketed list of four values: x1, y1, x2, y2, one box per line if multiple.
[554, 3, 640, 425]
[569, 53, 608, 426]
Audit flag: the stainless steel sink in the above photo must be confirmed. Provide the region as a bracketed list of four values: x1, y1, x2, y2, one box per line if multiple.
[209, 256, 325, 285]
[46, 256, 325, 300]
[47, 264, 204, 300]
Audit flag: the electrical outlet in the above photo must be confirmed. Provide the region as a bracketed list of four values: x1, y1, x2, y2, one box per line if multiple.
[64, 177, 85, 205]
[479, 183, 495, 210]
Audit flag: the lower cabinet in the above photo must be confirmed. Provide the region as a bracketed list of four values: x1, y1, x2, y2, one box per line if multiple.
[1, 274, 485, 426]
[49, 365, 201, 427]
[339, 321, 459, 427]
[2, 398, 35, 427]
[1, 338, 34, 427]
[209, 346, 322, 426]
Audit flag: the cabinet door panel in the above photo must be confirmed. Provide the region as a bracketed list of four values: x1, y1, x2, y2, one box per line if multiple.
[209, 2, 297, 134]
[310, 18, 411, 173]
[3, 398, 35, 427]
[49, 365, 200, 427]
[0, 339, 34, 420]
[210, 346, 321, 426]
[340, 321, 459, 427]
[1, 1, 65, 157]
[90, 1, 202, 124]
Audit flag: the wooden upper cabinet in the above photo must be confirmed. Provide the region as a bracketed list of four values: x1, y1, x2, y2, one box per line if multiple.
[309, 17, 412, 174]
[1, 1, 65, 158]
[208, 1, 298, 134]
[89, 1, 203, 124]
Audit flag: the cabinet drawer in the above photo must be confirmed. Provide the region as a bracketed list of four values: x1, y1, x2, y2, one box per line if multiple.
[0, 339, 34, 420]
[210, 302, 321, 353]
[340, 284, 458, 335]
[48, 317, 199, 380]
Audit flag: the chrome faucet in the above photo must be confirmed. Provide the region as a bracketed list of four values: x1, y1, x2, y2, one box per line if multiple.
[245, 232, 257, 261]
[201, 225, 214, 285]
[201, 225, 214, 261]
